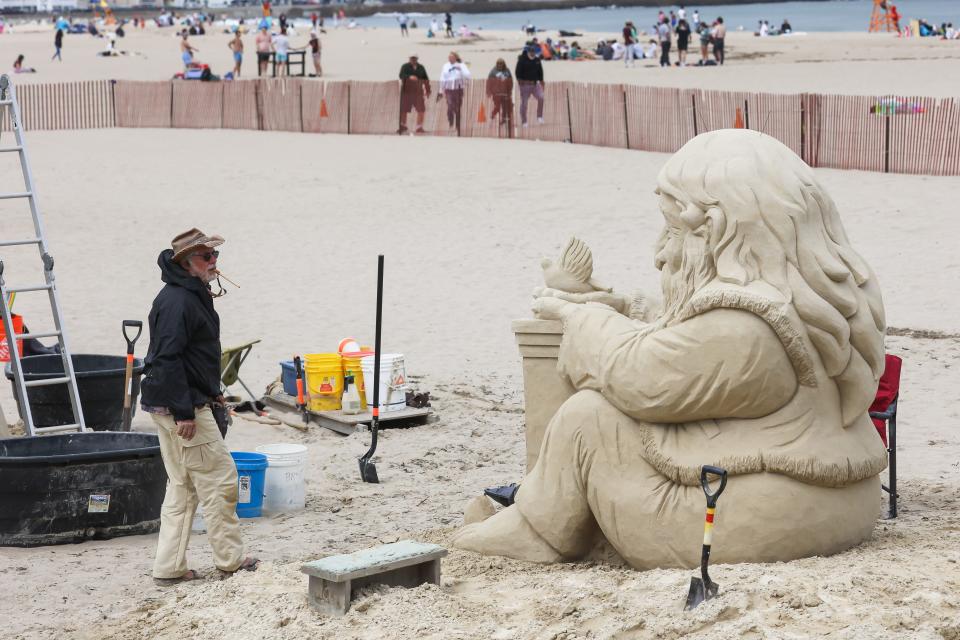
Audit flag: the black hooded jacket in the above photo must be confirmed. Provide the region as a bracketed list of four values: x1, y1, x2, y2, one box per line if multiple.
[140, 249, 221, 421]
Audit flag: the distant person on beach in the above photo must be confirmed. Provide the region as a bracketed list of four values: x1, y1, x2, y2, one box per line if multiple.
[525, 20, 535, 36]
[697, 21, 711, 65]
[713, 17, 726, 65]
[693, 9, 700, 25]
[273, 26, 298, 76]
[781, 18, 792, 34]
[657, 17, 672, 67]
[228, 30, 243, 77]
[678, 5, 686, 21]
[180, 31, 197, 69]
[486, 58, 513, 125]
[622, 21, 636, 67]
[675, 19, 690, 66]
[439, 51, 471, 131]
[13, 55, 36, 73]
[397, 14, 409, 37]
[515, 45, 544, 127]
[399, 54, 430, 134]
[52, 26, 63, 61]
[256, 25, 271, 75]
[445, 12, 454, 38]
[308, 30, 322, 76]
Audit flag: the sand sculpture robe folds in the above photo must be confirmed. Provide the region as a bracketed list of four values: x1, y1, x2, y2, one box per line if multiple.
[514, 281, 889, 569]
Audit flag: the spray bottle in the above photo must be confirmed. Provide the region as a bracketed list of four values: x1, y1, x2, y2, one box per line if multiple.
[342, 374, 362, 415]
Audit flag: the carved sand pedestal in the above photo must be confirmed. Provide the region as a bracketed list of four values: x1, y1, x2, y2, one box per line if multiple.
[301, 541, 447, 616]
[512, 319, 575, 471]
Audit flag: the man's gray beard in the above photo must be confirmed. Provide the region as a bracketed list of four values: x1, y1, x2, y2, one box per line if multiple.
[655, 234, 715, 329]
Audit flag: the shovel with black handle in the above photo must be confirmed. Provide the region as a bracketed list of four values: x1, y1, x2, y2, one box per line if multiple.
[358, 254, 384, 484]
[120, 320, 143, 431]
[684, 465, 728, 610]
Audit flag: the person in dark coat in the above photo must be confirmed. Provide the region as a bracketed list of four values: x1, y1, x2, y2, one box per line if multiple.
[141, 228, 259, 586]
[515, 46, 544, 127]
[398, 54, 430, 134]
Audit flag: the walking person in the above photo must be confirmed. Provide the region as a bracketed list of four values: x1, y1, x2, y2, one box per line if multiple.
[228, 29, 243, 77]
[515, 45, 544, 127]
[52, 26, 63, 61]
[398, 54, 430, 134]
[486, 58, 513, 127]
[308, 30, 322, 77]
[712, 17, 726, 65]
[142, 228, 259, 586]
[397, 13, 409, 37]
[622, 21, 636, 67]
[444, 12, 454, 38]
[657, 17, 672, 67]
[675, 18, 690, 66]
[439, 51, 471, 133]
[180, 30, 198, 69]
[255, 25, 272, 76]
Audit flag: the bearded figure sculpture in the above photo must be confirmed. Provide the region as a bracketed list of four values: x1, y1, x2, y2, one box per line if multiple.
[454, 130, 888, 568]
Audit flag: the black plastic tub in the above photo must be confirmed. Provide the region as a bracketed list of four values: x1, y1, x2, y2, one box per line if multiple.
[0, 432, 166, 547]
[4, 354, 144, 432]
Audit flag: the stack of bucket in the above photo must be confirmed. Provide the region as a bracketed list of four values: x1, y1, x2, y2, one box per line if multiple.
[255, 443, 308, 515]
[286, 339, 407, 414]
[360, 353, 407, 412]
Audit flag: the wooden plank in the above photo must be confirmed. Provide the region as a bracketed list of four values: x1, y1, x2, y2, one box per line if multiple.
[262, 392, 431, 435]
[301, 540, 447, 581]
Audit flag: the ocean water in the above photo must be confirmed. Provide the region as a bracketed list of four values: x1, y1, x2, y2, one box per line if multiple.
[364, 0, 958, 33]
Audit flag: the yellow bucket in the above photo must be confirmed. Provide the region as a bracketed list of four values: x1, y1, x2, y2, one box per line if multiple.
[341, 356, 368, 410]
[305, 353, 343, 411]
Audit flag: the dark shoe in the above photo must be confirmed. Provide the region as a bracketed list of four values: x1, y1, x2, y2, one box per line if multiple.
[484, 483, 519, 507]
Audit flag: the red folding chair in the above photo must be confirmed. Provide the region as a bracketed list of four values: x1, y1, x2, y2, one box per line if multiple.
[869, 354, 902, 519]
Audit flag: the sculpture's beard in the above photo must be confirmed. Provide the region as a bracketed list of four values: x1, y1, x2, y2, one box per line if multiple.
[657, 232, 715, 327]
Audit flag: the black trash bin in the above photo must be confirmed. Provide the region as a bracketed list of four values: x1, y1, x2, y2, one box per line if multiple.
[0, 432, 166, 546]
[4, 354, 144, 431]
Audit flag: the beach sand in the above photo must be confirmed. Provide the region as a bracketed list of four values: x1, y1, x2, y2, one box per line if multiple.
[2, 24, 960, 96]
[0, 129, 959, 638]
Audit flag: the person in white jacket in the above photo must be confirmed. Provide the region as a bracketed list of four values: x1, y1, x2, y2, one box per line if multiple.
[439, 51, 471, 132]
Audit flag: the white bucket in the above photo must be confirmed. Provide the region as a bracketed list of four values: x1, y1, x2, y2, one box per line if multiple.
[255, 443, 308, 515]
[360, 354, 407, 412]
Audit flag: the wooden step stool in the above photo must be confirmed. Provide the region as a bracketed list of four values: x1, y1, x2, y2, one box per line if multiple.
[301, 540, 448, 615]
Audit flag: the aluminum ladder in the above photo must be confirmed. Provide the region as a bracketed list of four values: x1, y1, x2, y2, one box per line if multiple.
[0, 74, 86, 436]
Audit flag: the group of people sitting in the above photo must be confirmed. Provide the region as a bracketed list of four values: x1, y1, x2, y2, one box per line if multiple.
[755, 19, 793, 37]
[918, 20, 959, 39]
[527, 37, 597, 61]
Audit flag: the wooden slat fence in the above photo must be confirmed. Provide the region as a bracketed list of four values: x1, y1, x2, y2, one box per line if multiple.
[114, 80, 172, 128]
[4, 77, 959, 176]
[172, 81, 223, 129]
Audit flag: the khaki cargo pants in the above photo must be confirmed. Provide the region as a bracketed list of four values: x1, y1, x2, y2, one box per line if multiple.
[152, 406, 244, 579]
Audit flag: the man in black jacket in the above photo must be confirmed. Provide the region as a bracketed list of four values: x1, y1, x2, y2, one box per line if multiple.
[515, 46, 545, 127]
[141, 228, 258, 585]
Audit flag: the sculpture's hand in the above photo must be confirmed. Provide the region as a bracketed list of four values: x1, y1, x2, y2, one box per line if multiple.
[532, 296, 577, 321]
[534, 286, 632, 315]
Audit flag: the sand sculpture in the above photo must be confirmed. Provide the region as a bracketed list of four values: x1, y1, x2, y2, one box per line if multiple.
[454, 129, 889, 568]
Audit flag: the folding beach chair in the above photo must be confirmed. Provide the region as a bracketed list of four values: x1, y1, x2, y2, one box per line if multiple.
[869, 354, 902, 519]
[221, 339, 261, 403]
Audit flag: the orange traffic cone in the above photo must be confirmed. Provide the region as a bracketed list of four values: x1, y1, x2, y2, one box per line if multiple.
[733, 107, 745, 129]
[477, 102, 487, 124]
[319, 98, 329, 118]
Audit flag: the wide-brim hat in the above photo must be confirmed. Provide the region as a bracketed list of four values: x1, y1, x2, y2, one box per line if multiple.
[171, 228, 225, 262]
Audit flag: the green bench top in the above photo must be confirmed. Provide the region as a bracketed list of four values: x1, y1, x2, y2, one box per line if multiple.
[301, 540, 447, 582]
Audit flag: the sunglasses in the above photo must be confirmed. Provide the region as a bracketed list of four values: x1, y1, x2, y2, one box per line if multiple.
[192, 250, 219, 262]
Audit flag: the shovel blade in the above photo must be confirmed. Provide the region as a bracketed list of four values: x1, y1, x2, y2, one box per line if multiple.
[684, 577, 719, 610]
[359, 458, 379, 484]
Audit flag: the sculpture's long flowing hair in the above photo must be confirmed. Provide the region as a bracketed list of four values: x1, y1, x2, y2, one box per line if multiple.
[655, 129, 886, 426]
